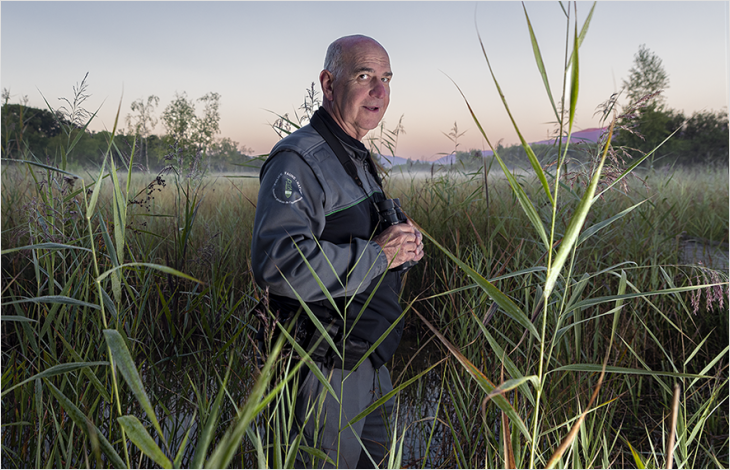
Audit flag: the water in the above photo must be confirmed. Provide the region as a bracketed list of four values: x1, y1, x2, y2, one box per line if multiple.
[679, 237, 729, 272]
[133, 337, 450, 468]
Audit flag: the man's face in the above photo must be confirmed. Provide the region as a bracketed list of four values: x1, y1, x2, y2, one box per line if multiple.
[321, 39, 392, 141]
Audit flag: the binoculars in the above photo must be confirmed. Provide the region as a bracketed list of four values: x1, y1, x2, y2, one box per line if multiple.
[375, 198, 418, 272]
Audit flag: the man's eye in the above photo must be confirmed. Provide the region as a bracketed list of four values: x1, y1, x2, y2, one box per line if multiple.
[358, 74, 370, 80]
[382, 77, 390, 83]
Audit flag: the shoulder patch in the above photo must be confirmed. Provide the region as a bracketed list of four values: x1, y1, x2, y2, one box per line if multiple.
[272, 171, 303, 204]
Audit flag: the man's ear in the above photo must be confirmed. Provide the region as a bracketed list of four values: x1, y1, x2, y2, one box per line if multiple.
[319, 70, 335, 102]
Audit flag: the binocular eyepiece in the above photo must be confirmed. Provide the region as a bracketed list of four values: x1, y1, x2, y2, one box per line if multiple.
[375, 198, 418, 273]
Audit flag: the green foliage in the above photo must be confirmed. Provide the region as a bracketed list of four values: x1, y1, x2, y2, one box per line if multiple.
[621, 44, 670, 107]
[1, 104, 258, 173]
[161, 92, 198, 148]
[159, 91, 225, 174]
[1, 99, 66, 159]
[614, 106, 729, 166]
[126, 95, 161, 172]
[613, 44, 728, 166]
[428, 3, 728, 468]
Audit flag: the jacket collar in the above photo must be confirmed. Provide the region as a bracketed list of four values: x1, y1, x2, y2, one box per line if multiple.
[314, 108, 369, 161]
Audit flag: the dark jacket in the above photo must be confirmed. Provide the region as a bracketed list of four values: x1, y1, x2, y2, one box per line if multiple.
[251, 110, 404, 368]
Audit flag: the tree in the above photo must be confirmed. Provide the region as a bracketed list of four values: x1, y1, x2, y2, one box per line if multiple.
[679, 109, 729, 163]
[1, 93, 67, 159]
[161, 92, 197, 150]
[621, 44, 670, 107]
[207, 137, 254, 173]
[161, 92, 222, 173]
[190, 92, 221, 155]
[615, 45, 675, 163]
[126, 95, 160, 172]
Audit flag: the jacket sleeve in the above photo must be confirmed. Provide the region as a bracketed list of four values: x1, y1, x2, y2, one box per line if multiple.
[251, 150, 389, 302]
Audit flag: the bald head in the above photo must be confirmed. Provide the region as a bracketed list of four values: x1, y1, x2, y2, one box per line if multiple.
[319, 35, 392, 140]
[323, 35, 388, 83]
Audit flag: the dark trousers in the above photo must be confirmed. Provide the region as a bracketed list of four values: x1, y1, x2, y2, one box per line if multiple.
[292, 358, 394, 469]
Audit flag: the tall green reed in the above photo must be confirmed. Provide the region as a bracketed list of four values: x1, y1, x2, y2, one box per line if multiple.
[1, 83, 274, 468]
[409, 2, 728, 468]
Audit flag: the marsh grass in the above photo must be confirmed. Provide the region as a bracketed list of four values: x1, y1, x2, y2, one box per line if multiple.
[2, 3, 729, 468]
[2, 156, 727, 467]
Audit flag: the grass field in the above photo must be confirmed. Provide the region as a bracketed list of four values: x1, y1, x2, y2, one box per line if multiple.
[1, 159, 727, 468]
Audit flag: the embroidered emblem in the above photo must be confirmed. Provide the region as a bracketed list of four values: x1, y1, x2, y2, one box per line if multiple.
[273, 172, 303, 204]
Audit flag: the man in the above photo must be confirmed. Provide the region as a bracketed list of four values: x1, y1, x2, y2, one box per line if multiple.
[251, 35, 424, 468]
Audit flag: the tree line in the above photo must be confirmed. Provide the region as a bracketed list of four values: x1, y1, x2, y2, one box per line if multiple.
[609, 44, 727, 167]
[3, 45, 727, 175]
[1, 84, 263, 174]
[397, 45, 728, 173]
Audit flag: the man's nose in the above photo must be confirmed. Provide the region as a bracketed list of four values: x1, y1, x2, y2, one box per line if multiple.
[370, 80, 386, 99]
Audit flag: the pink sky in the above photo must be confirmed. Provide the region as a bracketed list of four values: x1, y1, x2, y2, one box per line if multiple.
[2, 2, 728, 162]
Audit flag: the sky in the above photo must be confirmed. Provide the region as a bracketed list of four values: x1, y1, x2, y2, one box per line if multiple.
[2, 1, 728, 161]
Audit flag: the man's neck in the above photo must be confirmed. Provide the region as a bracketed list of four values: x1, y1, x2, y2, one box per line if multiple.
[316, 107, 367, 154]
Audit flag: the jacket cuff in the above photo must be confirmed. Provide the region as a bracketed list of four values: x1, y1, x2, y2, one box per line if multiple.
[369, 240, 389, 275]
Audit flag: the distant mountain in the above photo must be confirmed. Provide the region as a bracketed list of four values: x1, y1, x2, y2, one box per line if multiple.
[384, 127, 608, 167]
[375, 155, 412, 169]
[530, 127, 607, 146]
[431, 151, 493, 166]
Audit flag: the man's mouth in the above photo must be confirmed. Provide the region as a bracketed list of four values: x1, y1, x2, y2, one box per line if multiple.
[364, 106, 380, 112]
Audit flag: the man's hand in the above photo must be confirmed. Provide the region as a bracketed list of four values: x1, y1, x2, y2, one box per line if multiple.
[373, 220, 425, 269]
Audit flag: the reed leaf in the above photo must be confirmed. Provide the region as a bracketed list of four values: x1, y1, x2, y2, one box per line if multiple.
[420, 228, 539, 340]
[483, 375, 540, 403]
[97, 262, 204, 285]
[174, 413, 196, 469]
[191, 356, 233, 469]
[278, 275, 341, 360]
[290, 238, 345, 316]
[56, 333, 112, 403]
[274, 319, 339, 402]
[103, 329, 166, 448]
[346, 296, 415, 376]
[471, 313, 536, 406]
[551, 364, 710, 379]
[566, 15, 580, 134]
[0, 158, 82, 179]
[204, 334, 286, 469]
[422, 266, 548, 301]
[34, 379, 42, 468]
[447, 77, 551, 251]
[687, 345, 729, 390]
[473, 26, 554, 205]
[1, 243, 92, 255]
[577, 200, 646, 245]
[86, 154, 107, 218]
[98, 214, 122, 304]
[415, 309, 531, 439]
[1, 362, 108, 397]
[346, 358, 444, 429]
[117, 415, 172, 469]
[44, 379, 125, 469]
[0, 316, 37, 322]
[109, 156, 126, 266]
[626, 440, 647, 469]
[567, 3, 597, 74]
[3, 295, 100, 310]
[522, 2, 560, 121]
[544, 118, 615, 299]
[569, 282, 725, 312]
